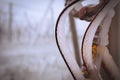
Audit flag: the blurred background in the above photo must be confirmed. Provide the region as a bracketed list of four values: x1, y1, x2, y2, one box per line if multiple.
[0, 0, 120, 80]
[0, 0, 72, 80]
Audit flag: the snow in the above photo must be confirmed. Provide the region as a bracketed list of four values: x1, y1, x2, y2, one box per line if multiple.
[0, 38, 73, 80]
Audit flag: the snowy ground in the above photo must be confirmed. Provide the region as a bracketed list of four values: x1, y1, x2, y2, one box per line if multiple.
[0, 37, 74, 80]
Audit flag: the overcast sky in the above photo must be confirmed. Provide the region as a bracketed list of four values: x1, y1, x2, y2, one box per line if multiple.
[0, 0, 99, 35]
[0, 0, 65, 26]
[0, 0, 99, 24]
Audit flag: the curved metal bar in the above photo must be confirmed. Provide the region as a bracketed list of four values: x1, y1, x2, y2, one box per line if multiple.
[82, 0, 120, 79]
[55, 1, 86, 80]
[55, 0, 120, 80]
